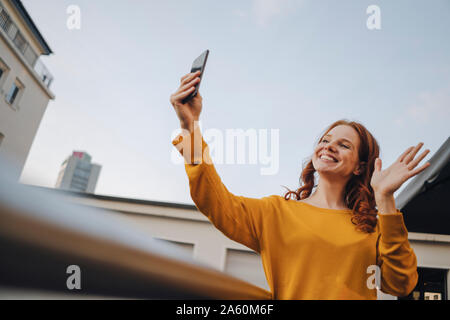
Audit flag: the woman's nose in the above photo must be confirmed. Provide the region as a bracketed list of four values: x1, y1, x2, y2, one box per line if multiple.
[325, 144, 336, 152]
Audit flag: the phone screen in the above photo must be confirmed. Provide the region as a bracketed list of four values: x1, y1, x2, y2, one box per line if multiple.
[182, 50, 209, 103]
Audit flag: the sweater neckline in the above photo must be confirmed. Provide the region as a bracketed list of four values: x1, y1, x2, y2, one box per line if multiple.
[294, 201, 352, 214]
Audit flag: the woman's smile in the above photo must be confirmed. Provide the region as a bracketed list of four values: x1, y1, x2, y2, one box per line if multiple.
[319, 154, 339, 163]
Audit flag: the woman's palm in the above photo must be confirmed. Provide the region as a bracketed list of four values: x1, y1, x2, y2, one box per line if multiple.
[370, 143, 430, 196]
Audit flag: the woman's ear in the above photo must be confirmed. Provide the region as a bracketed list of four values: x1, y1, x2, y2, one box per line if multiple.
[354, 162, 366, 176]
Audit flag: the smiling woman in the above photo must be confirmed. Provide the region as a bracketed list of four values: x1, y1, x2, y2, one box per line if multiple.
[285, 120, 381, 233]
[170, 72, 431, 299]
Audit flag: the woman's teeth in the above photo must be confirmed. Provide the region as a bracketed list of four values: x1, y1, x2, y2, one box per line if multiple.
[320, 155, 337, 162]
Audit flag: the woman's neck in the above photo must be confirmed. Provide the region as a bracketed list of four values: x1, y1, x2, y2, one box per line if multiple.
[304, 175, 349, 210]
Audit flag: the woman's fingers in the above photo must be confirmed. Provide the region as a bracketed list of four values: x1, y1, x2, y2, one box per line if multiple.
[180, 71, 201, 85]
[408, 162, 431, 179]
[398, 146, 414, 163]
[172, 75, 200, 103]
[407, 149, 430, 170]
[404, 143, 424, 164]
[179, 76, 200, 93]
[171, 71, 202, 106]
[180, 73, 193, 84]
[172, 86, 196, 103]
[374, 158, 382, 172]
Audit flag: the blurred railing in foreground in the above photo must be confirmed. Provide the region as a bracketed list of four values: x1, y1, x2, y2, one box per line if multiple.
[0, 160, 272, 299]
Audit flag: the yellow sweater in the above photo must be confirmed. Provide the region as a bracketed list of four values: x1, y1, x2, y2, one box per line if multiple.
[172, 127, 418, 300]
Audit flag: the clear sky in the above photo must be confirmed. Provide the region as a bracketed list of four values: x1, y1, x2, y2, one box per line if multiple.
[20, 0, 450, 205]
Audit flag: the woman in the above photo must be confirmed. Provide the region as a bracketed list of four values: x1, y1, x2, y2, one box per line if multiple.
[169, 71, 430, 300]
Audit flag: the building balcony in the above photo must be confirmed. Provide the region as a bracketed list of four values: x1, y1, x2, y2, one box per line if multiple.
[33, 58, 53, 88]
[0, 2, 53, 89]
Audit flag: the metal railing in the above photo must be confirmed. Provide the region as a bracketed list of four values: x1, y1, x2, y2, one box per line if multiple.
[33, 59, 53, 88]
[0, 3, 53, 89]
[0, 158, 272, 299]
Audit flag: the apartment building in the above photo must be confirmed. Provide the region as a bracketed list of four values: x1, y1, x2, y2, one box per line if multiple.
[0, 0, 54, 180]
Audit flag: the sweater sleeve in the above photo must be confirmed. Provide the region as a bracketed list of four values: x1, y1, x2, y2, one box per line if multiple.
[172, 125, 275, 253]
[376, 211, 418, 297]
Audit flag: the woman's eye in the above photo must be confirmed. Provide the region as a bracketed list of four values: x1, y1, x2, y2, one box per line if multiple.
[340, 143, 350, 149]
[321, 139, 328, 143]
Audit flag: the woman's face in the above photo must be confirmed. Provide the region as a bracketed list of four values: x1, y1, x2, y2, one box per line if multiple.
[312, 125, 362, 179]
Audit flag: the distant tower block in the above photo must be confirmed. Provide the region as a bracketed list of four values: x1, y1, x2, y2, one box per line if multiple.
[55, 151, 101, 193]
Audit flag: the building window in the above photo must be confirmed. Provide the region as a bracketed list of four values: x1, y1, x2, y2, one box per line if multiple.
[6, 83, 19, 104]
[0, 59, 9, 89]
[5, 79, 24, 107]
[155, 239, 194, 258]
[0, 6, 12, 32]
[399, 267, 448, 300]
[225, 249, 270, 290]
[13, 31, 27, 53]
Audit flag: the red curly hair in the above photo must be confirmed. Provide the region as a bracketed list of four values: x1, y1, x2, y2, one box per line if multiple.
[284, 120, 380, 233]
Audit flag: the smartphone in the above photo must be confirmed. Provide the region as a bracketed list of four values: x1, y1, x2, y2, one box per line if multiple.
[182, 49, 209, 104]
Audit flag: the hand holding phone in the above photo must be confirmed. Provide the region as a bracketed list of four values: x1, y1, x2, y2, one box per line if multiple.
[170, 50, 209, 132]
[181, 50, 209, 104]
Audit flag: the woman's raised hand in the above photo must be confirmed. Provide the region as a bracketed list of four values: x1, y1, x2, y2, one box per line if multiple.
[170, 71, 203, 133]
[370, 143, 431, 198]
